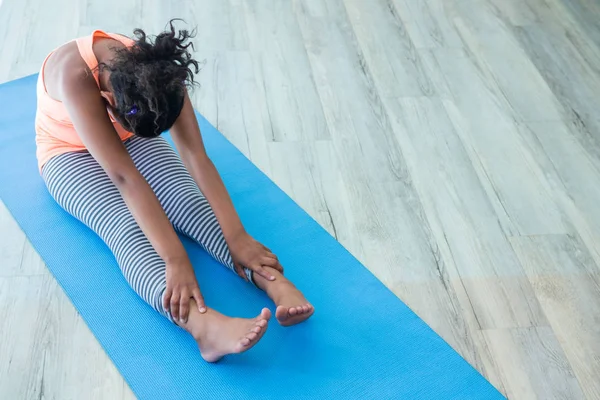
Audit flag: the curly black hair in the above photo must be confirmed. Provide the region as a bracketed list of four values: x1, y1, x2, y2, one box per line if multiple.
[102, 20, 199, 137]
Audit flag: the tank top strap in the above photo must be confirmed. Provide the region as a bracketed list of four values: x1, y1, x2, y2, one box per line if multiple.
[74, 30, 134, 89]
[75, 30, 103, 88]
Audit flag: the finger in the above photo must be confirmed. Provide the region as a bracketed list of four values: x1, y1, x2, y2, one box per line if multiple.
[271, 260, 284, 273]
[260, 256, 278, 268]
[262, 245, 277, 259]
[260, 256, 283, 273]
[163, 287, 173, 312]
[234, 262, 249, 282]
[179, 290, 190, 323]
[192, 288, 206, 313]
[171, 290, 181, 321]
[254, 264, 275, 281]
[261, 248, 282, 272]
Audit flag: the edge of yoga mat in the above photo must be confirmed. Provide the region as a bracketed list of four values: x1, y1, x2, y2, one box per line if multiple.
[0, 74, 504, 400]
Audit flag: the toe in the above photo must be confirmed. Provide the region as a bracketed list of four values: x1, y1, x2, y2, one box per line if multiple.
[289, 307, 298, 316]
[260, 308, 272, 320]
[241, 337, 250, 347]
[256, 319, 268, 328]
[250, 326, 261, 334]
[275, 305, 289, 321]
[246, 332, 258, 341]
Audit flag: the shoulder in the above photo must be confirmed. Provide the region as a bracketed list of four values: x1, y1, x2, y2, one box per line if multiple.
[44, 41, 97, 101]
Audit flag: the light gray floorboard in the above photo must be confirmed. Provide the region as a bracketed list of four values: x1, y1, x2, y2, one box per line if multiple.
[2, 0, 600, 398]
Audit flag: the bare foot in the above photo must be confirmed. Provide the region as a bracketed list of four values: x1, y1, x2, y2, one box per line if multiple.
[254, 268, 314, 327]
[179, 305, 271, 362]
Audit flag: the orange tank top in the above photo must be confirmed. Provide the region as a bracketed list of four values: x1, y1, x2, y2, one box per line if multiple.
[35, 30, 135, 172]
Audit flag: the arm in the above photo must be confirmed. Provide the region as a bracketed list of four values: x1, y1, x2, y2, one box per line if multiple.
[61, 73, 204, 320]
[170, 92, 282, 280]
[170, 93, 245, 242]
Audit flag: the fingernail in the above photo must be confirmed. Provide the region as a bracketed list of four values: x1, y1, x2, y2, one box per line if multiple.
[200, 307, 207, 313]
[270, 276, 275, 281]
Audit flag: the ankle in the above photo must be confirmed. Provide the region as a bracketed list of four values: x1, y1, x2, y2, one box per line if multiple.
[264, 278, 295, 304]
[180, 308, 213, 340]
[254, 266, 285, 288]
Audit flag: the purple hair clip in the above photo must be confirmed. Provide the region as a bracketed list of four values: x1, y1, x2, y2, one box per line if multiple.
[126, 105, 138, 116]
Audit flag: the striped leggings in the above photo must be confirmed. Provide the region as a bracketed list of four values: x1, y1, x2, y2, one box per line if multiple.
[42, 135, 255, 322]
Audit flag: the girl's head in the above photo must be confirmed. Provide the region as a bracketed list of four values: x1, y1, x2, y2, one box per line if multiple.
[101, 20, 199, 137]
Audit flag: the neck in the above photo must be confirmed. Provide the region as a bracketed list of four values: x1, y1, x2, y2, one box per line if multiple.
[97, 68, 111, 92]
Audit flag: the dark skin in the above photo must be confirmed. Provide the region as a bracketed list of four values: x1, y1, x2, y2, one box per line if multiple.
[44, 36, 313, 339]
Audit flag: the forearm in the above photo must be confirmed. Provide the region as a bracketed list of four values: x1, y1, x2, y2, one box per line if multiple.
[170, 93, 245, 243]
[115, 172, 188, 263]
[184, 155, 245, 242]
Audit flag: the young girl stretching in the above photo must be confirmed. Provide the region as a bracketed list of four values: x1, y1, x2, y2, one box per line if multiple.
[36, 21, 314, 362]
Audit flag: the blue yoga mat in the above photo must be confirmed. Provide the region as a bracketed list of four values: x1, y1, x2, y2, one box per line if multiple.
[0, 74, 502, 399]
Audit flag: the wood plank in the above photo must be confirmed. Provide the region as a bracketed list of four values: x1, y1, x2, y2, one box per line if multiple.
[208, 52, 258, 161]
[292, 5, 507, 383]
[192, 53, 219, 129]
[552, 0, 600, 51]
[9, 0, 78, 80]
[342, 0, 435, 97]
[243, 0, 330, 142]
[184, 0, 248, 52]
[392, 0, 463, 49]
[513, 21, 600, 164]
[266, 140, 364, 257]
[518, 121, 600, 266]
[483, 327, 585, 399]
[451, 0, 564, 122]
[82, 0, 143, 37]
[510, 234, 600, 399]
[515, 0, 600, 79]
[0, 275, 134, 399]
[0, 0, 33, 81]
[342, 175, 507, 391]
[293, 2, 405, 183]
[0, 202, 45, 277]
[385, 96, 547, 330]
[427, 46, 568, 235]
[486, 0, 539, 26]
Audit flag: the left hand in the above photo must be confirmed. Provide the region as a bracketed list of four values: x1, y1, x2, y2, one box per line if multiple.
[228, 232, 283, 281]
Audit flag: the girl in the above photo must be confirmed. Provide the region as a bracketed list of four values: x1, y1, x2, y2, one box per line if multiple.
[36, 21, 314, 362]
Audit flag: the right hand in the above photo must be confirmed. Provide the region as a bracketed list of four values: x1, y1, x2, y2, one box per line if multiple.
[163, 258, 206, 323]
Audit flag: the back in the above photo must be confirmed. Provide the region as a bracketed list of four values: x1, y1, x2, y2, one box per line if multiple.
[35, 30, 135, 172]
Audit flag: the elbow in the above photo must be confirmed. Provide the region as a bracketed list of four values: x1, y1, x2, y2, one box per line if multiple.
[107, 169, 137, 189]
[109, 172, 127, 186]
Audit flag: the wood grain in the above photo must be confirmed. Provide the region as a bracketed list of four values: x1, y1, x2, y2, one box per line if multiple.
[385, 96, 547, 330]
[244, 0, 330, 142]
[428, 46, 568, 236]
[511, 234, 600, 399]
[343, 0, 434, 97]
[483, 327, 585, 399]
[2, 0, 600, 398]
[0, 274, 136, 399]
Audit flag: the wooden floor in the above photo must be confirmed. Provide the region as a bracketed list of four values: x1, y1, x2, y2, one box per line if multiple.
[2, 0, 600, 398]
